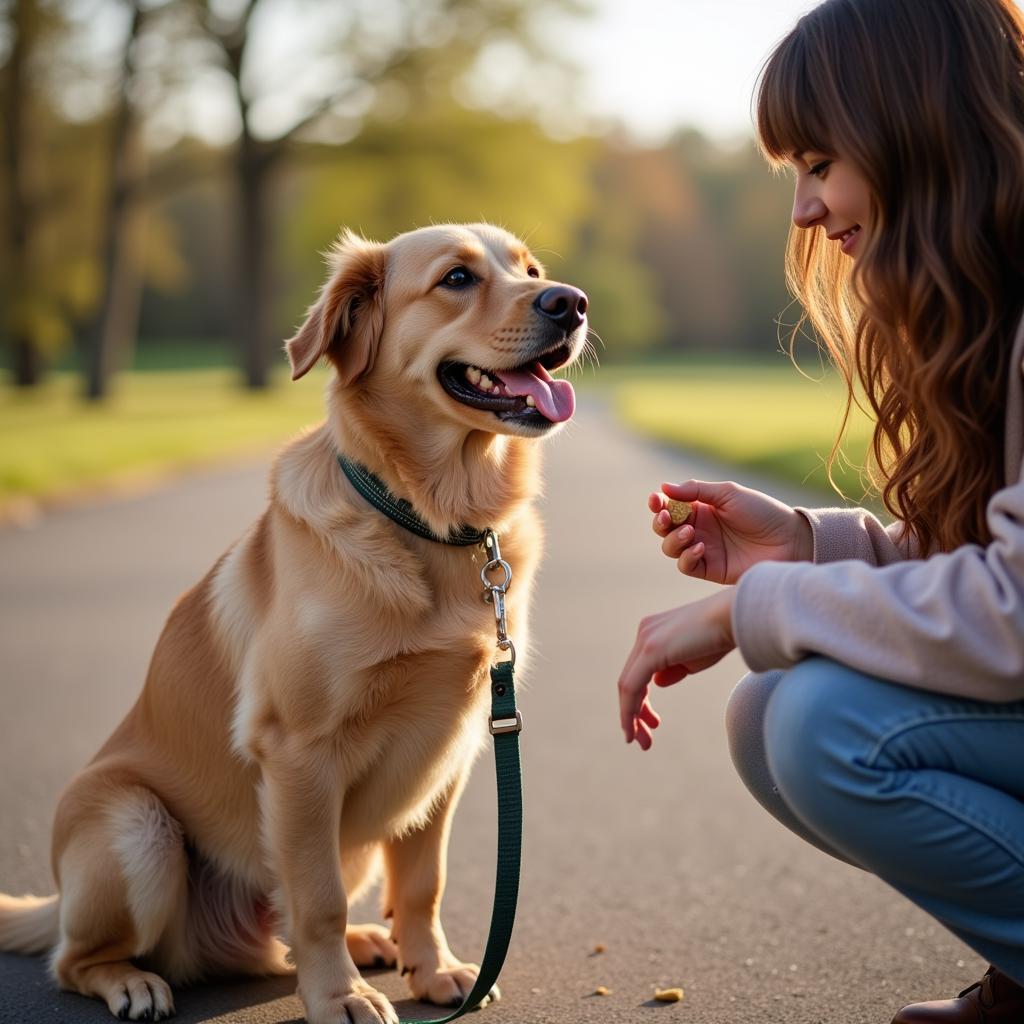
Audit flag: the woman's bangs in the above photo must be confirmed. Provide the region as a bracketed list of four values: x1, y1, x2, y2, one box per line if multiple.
[756, 30, 835, 167]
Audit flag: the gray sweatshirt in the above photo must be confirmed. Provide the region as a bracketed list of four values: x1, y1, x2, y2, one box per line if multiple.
[732, 312, 1024, 703]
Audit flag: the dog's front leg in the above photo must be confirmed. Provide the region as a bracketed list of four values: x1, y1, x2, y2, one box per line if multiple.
[383, 773, 500, 1009]
[260, 739, 398, 1024]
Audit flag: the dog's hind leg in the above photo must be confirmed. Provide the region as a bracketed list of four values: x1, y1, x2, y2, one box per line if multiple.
[50, 773, 189, 1021]
[185, 852, 294, 980]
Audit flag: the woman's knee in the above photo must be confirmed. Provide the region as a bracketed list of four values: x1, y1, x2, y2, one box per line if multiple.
[762, 657, 880, 825]
[724, 670, 785, 802]
[726, 670, 790, 789]
[725, 671, 783, 759]
[726, 668, 860, 864]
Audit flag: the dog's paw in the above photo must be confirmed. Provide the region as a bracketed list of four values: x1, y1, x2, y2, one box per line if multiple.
[103, 969, 175, 1021]
[406, 959, 500, 1009]
[345, 923, 398, 969]
[301, 980, 399, 1024]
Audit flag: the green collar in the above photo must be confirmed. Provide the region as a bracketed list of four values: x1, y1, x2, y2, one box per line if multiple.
[336, 455, 488, 547]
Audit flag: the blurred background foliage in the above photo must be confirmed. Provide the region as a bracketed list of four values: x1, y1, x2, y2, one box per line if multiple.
[2, 0, 873, 518]
[0, 0, 795, 393]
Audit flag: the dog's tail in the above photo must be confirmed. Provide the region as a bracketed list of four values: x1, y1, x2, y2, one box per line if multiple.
[0, 893, 60, 955]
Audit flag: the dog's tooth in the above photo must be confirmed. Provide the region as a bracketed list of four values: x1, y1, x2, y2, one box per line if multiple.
[479, 374, 492, 390]
[467, 366, 481, 385]
[525, 395, 536, 407]
[492, 386, 501, 395]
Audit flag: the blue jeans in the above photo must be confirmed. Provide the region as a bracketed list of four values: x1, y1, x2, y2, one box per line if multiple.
[726, 658, 1024, 985]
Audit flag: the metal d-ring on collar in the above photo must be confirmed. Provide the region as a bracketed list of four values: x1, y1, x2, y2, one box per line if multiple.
[336, 455, 488, 547]
[481, 529, 517, 671]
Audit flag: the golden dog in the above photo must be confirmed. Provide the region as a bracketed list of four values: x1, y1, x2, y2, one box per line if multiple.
[0, 224, 588, 1023]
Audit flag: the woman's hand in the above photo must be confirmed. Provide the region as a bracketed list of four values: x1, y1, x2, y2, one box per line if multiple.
[650, 479, 813, 584]
[618, 589, 737, 749]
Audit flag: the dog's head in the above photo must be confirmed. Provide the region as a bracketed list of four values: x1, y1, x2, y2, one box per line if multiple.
[286, 224, 588, 439]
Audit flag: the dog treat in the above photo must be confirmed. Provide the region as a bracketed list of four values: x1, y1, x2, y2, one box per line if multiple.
[593, 943, 606, 954]
[666, 499, 693, 525]
[654, 987, 685, 1002]
[594, 986, 612, 996]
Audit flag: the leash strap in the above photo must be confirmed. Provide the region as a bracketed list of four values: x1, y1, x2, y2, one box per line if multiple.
[336, 458, 523, 1021]
[337, 456, 487, 547]
[399, 660, 522, 1023]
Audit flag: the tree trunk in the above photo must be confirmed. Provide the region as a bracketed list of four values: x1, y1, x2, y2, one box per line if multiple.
[84, 214, 143, 400]
[82, 1, 145, 402]
[3, 1, 42, 387]
[235, 132, 273, 390]
[11, 336, 42, 387]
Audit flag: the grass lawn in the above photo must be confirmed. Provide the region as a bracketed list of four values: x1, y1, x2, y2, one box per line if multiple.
[583, 357, 879, 504]
[0, 368, 328, 518]
[0, 356, 881, 520]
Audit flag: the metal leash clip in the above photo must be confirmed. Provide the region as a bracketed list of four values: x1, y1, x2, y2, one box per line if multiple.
[481, 529, 521, 737]
[480, 529, 515, 667]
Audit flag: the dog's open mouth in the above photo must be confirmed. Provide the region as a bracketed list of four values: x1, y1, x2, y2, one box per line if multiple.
[438, 342, 576, 427]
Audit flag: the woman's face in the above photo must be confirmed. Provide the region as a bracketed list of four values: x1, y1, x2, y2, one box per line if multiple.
[789, 151, 872, 258]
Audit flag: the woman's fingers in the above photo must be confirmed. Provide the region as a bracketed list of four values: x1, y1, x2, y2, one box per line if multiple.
[661, 524, 692, 557]
[650, 493, 676, 538]
[661, 480, 698, 501]
[653, 665, 688, 687]
[639, 698, 661, 728]
[618, 638, 656, 740]
[618, 626, 676, 744]
[661, 526, 708, 580]
[633, 718, 654, 750]
[663, 480, 733, 506]
[622, 674, 679, 748]
[619, 593, 737, 750]
[653, 509, 674, 537]
[676, 540, 706, 577]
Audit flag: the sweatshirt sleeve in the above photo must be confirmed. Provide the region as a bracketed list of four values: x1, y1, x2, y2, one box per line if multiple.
[732, 476, 1024, 702]
[795, 505, 918, 565]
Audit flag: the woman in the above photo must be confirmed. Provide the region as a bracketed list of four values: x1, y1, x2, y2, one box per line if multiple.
[616, 1, 1024, 1020]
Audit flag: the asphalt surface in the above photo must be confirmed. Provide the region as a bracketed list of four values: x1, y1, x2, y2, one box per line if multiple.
[0, 397, 986, 1023]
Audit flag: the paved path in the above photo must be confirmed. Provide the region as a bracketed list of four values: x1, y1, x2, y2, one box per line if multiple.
[0, 399, 983, 1023]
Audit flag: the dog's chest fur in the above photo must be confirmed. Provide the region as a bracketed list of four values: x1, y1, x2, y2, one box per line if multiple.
[212, 497, 538, 849]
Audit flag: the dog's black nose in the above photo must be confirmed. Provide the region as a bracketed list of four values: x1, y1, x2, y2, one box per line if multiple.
[533, 286, 588, 333]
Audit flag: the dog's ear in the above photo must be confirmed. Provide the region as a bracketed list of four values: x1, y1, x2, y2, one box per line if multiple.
[286, 230, 388, 383]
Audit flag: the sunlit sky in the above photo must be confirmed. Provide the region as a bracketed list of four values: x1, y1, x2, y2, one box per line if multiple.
[258, 0, 825, 144]
[557, 0, 1024, 142]
[558, 0, 820, 142]
[64, 0, 1024, 147]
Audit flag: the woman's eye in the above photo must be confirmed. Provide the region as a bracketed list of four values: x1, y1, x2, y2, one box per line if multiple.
[809, 160, 832, 178]
[440, 266, 475, 288]
[527, 266, 540, 279]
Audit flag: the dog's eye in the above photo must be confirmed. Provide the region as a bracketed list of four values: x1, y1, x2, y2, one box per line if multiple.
[439, 266, 475, 289]
[527, 266, 540, 279]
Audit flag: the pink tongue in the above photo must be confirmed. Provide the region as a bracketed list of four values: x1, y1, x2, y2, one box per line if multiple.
[493, 362, 576, 423]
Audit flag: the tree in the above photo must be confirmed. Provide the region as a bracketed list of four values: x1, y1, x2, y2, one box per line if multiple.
[82, 0, 149, 400]
[1, 0, 186, 393]
[193, 0, 589, 388]
[0, 0, 68, 386]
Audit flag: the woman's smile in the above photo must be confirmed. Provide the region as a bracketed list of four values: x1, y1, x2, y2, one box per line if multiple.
[828, 225, 862, 254]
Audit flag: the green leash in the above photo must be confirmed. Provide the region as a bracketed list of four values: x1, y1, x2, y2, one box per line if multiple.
[336, 456, 524, 1022]
[410, 659, 522, 1023]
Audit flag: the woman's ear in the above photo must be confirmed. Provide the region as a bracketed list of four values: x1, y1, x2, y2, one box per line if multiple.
[285, 230, 388, 383]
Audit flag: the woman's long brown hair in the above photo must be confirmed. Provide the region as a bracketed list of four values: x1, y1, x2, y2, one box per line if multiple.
[756, 0, 1024, 554]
